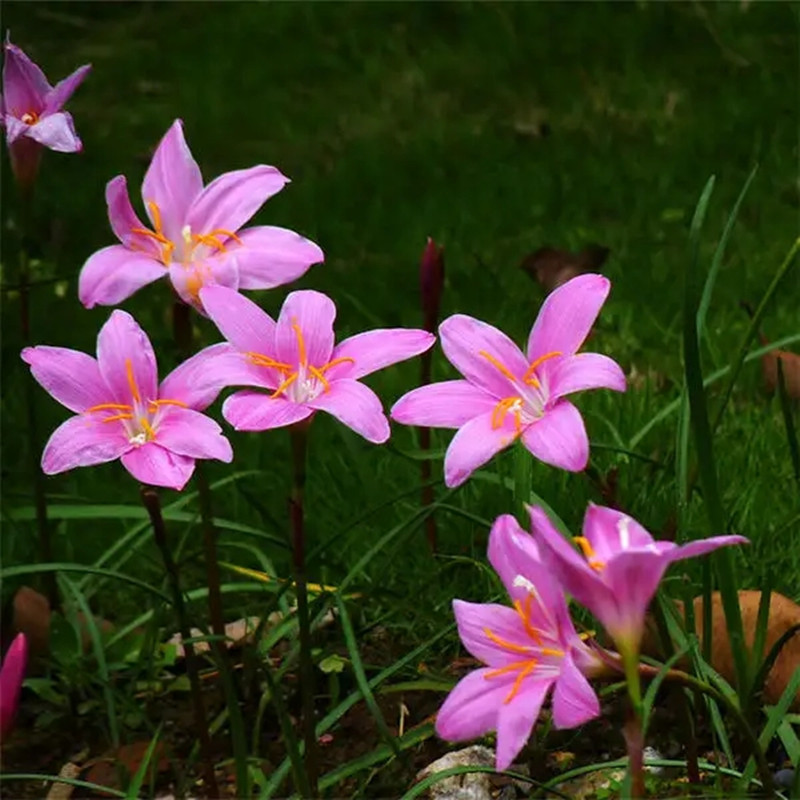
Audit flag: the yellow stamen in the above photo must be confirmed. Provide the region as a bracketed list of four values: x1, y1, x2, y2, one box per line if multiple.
[522, 350, 562, 387]
[504, 661, 536, 703]
[318, 357, 356, 373]
[292, 321, 307, 366]
[573, 536, 605, 571]
[85, 402, 133, 414]
[308, 365, 330, 392]
[483, 628, 533, 655]
[271, 372, 298, 398]
[101, 413, 134, 424]
[539, 646, 566, 658]
[478, 350, 516, 381]
[147, 201, 164, 235]
[148, 399, 189, 411]
[139, 417, 156, 440]
[206, 228, 243, 245]
[513, 597, 543, 645]
[246, 352, 293, 372]
[484, 659, 534, 680]
[193, 232, 228, 252]
[125, 359, 141, 403]
[22, 111, 40, 125]
[490, 396, 523, 434]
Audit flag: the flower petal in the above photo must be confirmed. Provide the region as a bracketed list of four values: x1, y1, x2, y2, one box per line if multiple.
[306, 379, 389, 443]
[583, 504, 657, 563]
[391, 380, 497, 429]
[521, 400, 589, 472]
[440, 314, 529, 398]
[168, 253, 239, 312]
[234, 226, 323, 290]
[527, 274, 610, 361]
[4, 115, 30, 144]
[187, 165, 288, 235]
[444, 409, 515, 488]
[26, 111, 81, 152]
[41, 414, 130, 475]
[274, 290, 336, 368]
[670, 534, 748, 563]
[547, 353, 626, 401]
[43, 63, 91, 114]
[105, 175, 160, 257]
[223, 391, 312, 431]
[199, 285, 276, 354]
[121, 444, 195, 491]
[96, 310, 158, 404]
[21, 346, 105, 413]
[551, 651, 600, 729]
[78, 245, 165, 309]
[141, 120, 203, 242]
[326, 329, 435, 382]
[453, 598, 532, 667]
[0, 633, 28, 738]
[495, 678, 551, 771]
[155, 407, 233, 463]
[3, 42, 50, 115]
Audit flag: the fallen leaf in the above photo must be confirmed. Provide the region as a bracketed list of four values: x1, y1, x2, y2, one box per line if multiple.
[740, 301, 800, 399]
[84, 741, 169, 793]
[520, 244, 610, 293]
[45, 762, 80, 800]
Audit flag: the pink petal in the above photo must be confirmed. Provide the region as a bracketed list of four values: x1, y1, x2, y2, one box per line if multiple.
[168, 252, 238, 312]
[527, 274, 611, 361]
[670, 534, 748, 562]
[199, 285, 276, 354]
[41, 414, 130, 475]
[2, 42, 50, 116]
[547, 353, 626, 402]
[0, 633, 28, 739]
[306, 379, 389, 444]
[105, 175, 160, 257]
[223, 391, 313, 431]
[42, 63, 91, 114]
[326, 329, 435, 381]
[155, 406, 233, 463]
[4, 115, 30, 144]
[390, 380, 496, 429]
[21, 346, 105, 413]
[160, 343, 265, 410]
[78, 245, 165, 309]
[26, 111, 81, 152]
[141, 120, 203, 242]
[121, 443, 195, 491]
[495, 679, 551, 771]
[234, 226, 324, 290]
[444, 409, 516, 488]
[274, 290, 336, 368]
[453, 599, 532, 667]
[551, 652, 600, 729]
[521, 400, 588, 472]
[583, 505, 656, 563]
[187, 165, 288, 235]
[96, 310, 159, 404]
[440, 314, 528, 398]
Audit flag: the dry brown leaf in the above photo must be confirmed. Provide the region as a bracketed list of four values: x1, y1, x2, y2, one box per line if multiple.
[84, 741, 169, 793]
[45, 762, 80, 800]
[520, 244, 610, 294]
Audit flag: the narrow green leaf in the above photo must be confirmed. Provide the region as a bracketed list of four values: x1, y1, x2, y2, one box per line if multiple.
[777, 358, 800, 482]
[125, 729, 162, 799]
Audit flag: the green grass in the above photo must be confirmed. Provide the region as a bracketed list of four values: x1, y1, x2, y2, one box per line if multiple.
[1, 1, 798, 792]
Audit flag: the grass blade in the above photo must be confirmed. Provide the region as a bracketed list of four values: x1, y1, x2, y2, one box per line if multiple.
[777, 358, 800, 482]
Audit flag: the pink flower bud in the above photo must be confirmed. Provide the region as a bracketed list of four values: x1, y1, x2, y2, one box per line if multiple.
[0, 633, 28, 740]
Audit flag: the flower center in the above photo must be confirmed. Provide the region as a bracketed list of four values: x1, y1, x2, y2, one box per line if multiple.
[21, 111, 39, 125]
[246, 321, 354, 404]
[573, 536, 605, 571]
[478, 350, 562, 441]
[83, 358, 187, 446]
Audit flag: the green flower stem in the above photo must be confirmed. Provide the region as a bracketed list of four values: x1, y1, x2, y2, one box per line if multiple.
[140, 486, 219, 798]
[289, 420, 319, 797]
[620, 643, 645, 797]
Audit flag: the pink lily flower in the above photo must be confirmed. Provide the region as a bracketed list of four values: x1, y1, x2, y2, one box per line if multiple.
[21, 310, 233, 490]
[532, 503, 748, 656]
[197, 285, 435, 443]
[391, 274, 626, 487]
[1, 38, 90, 187]
[0, 633, 28, 741]
[78, 119, 323, 311]
[436, 515, 604, 771]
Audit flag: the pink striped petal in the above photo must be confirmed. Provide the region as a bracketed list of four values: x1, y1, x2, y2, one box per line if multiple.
[43, 63, 91, 114]
[26, 112, 81, 152]
[495, 679, 551, 770]
[168, 252, 238, 311]
[527, 274, 610, 361]
[234, 226, 323, 290]
[583, 505, 657, 562]
[547, 353, 626, 401]
[187, 165, 288, 235]
[274, 290, 336, 369]
[223, 391, 312, 431]
[199, 285, 276, 354]
[440, 314, 528, 398]
[453, 599, 530, 667]
[444, 409, 516, 487]
[21, 346, 105, 413]
[327, 329, 435, 381]
[78, 245, 165, 309]
[551, 652, 600, 729]
[156, 407, 232, 463]
[671, 534, 748, 562]
[306, 379, 389, 443]
[521, 401, 588, 472]
[3, 43, 50, 115]
[41, 414, 130, 475]
[121, 443, 195, 491]
[105, 175, 160, 257]
[391, 380, 496, 429]
[97, 310, 158, 405]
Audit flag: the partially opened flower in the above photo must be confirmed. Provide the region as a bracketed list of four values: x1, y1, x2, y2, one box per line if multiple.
[198, 285, 435, 443]
[532, 504, 748, 658]
[0, 633, 28, 741]
[436, 515, 604, 770]
[391, 274, 626, 487]
[22, 310, 233, 490]
[78, 119, 323, 311]
[1, 38, 91, 187]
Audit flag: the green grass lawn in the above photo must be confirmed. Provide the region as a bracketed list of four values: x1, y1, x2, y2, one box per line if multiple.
[1, 1, 798, 790]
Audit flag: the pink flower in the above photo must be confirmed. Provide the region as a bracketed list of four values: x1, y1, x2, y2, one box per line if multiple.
[0, 633, 28, 741]
[532, 503, 748, 656]
[391, 274, 626, 487]
[436, 515, 603, 771]
[198, 285, 435, 443]
[21, 310, 233, 490]
[78, 119, 324, 311]
[1, 38, 90, 187]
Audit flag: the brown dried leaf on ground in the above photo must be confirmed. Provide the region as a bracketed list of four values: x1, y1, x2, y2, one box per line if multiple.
[84, 741, 169, 793]
[740, 301, 800, 399]
[520, 244, 610, 294]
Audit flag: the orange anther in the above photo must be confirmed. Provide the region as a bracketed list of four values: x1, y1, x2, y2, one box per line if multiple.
[271, 372, 298, 398]
[101, 413, 134, 424]
[292, 321, 307, 366]
[148, 399, 189, 411]
[85, 402, 133, 414]
[125, 359, 141, 403]
[478, 350, 517, 381]
[523, 350, 562, 386]
[483, 628, 534, 655]
[139, 417, 156, 440]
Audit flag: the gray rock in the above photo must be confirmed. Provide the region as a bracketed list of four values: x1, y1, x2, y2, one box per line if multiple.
[415, 746, 496, 800]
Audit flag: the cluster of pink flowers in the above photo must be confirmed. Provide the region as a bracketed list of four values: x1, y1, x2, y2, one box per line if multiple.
[4, 39, 748, 767]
